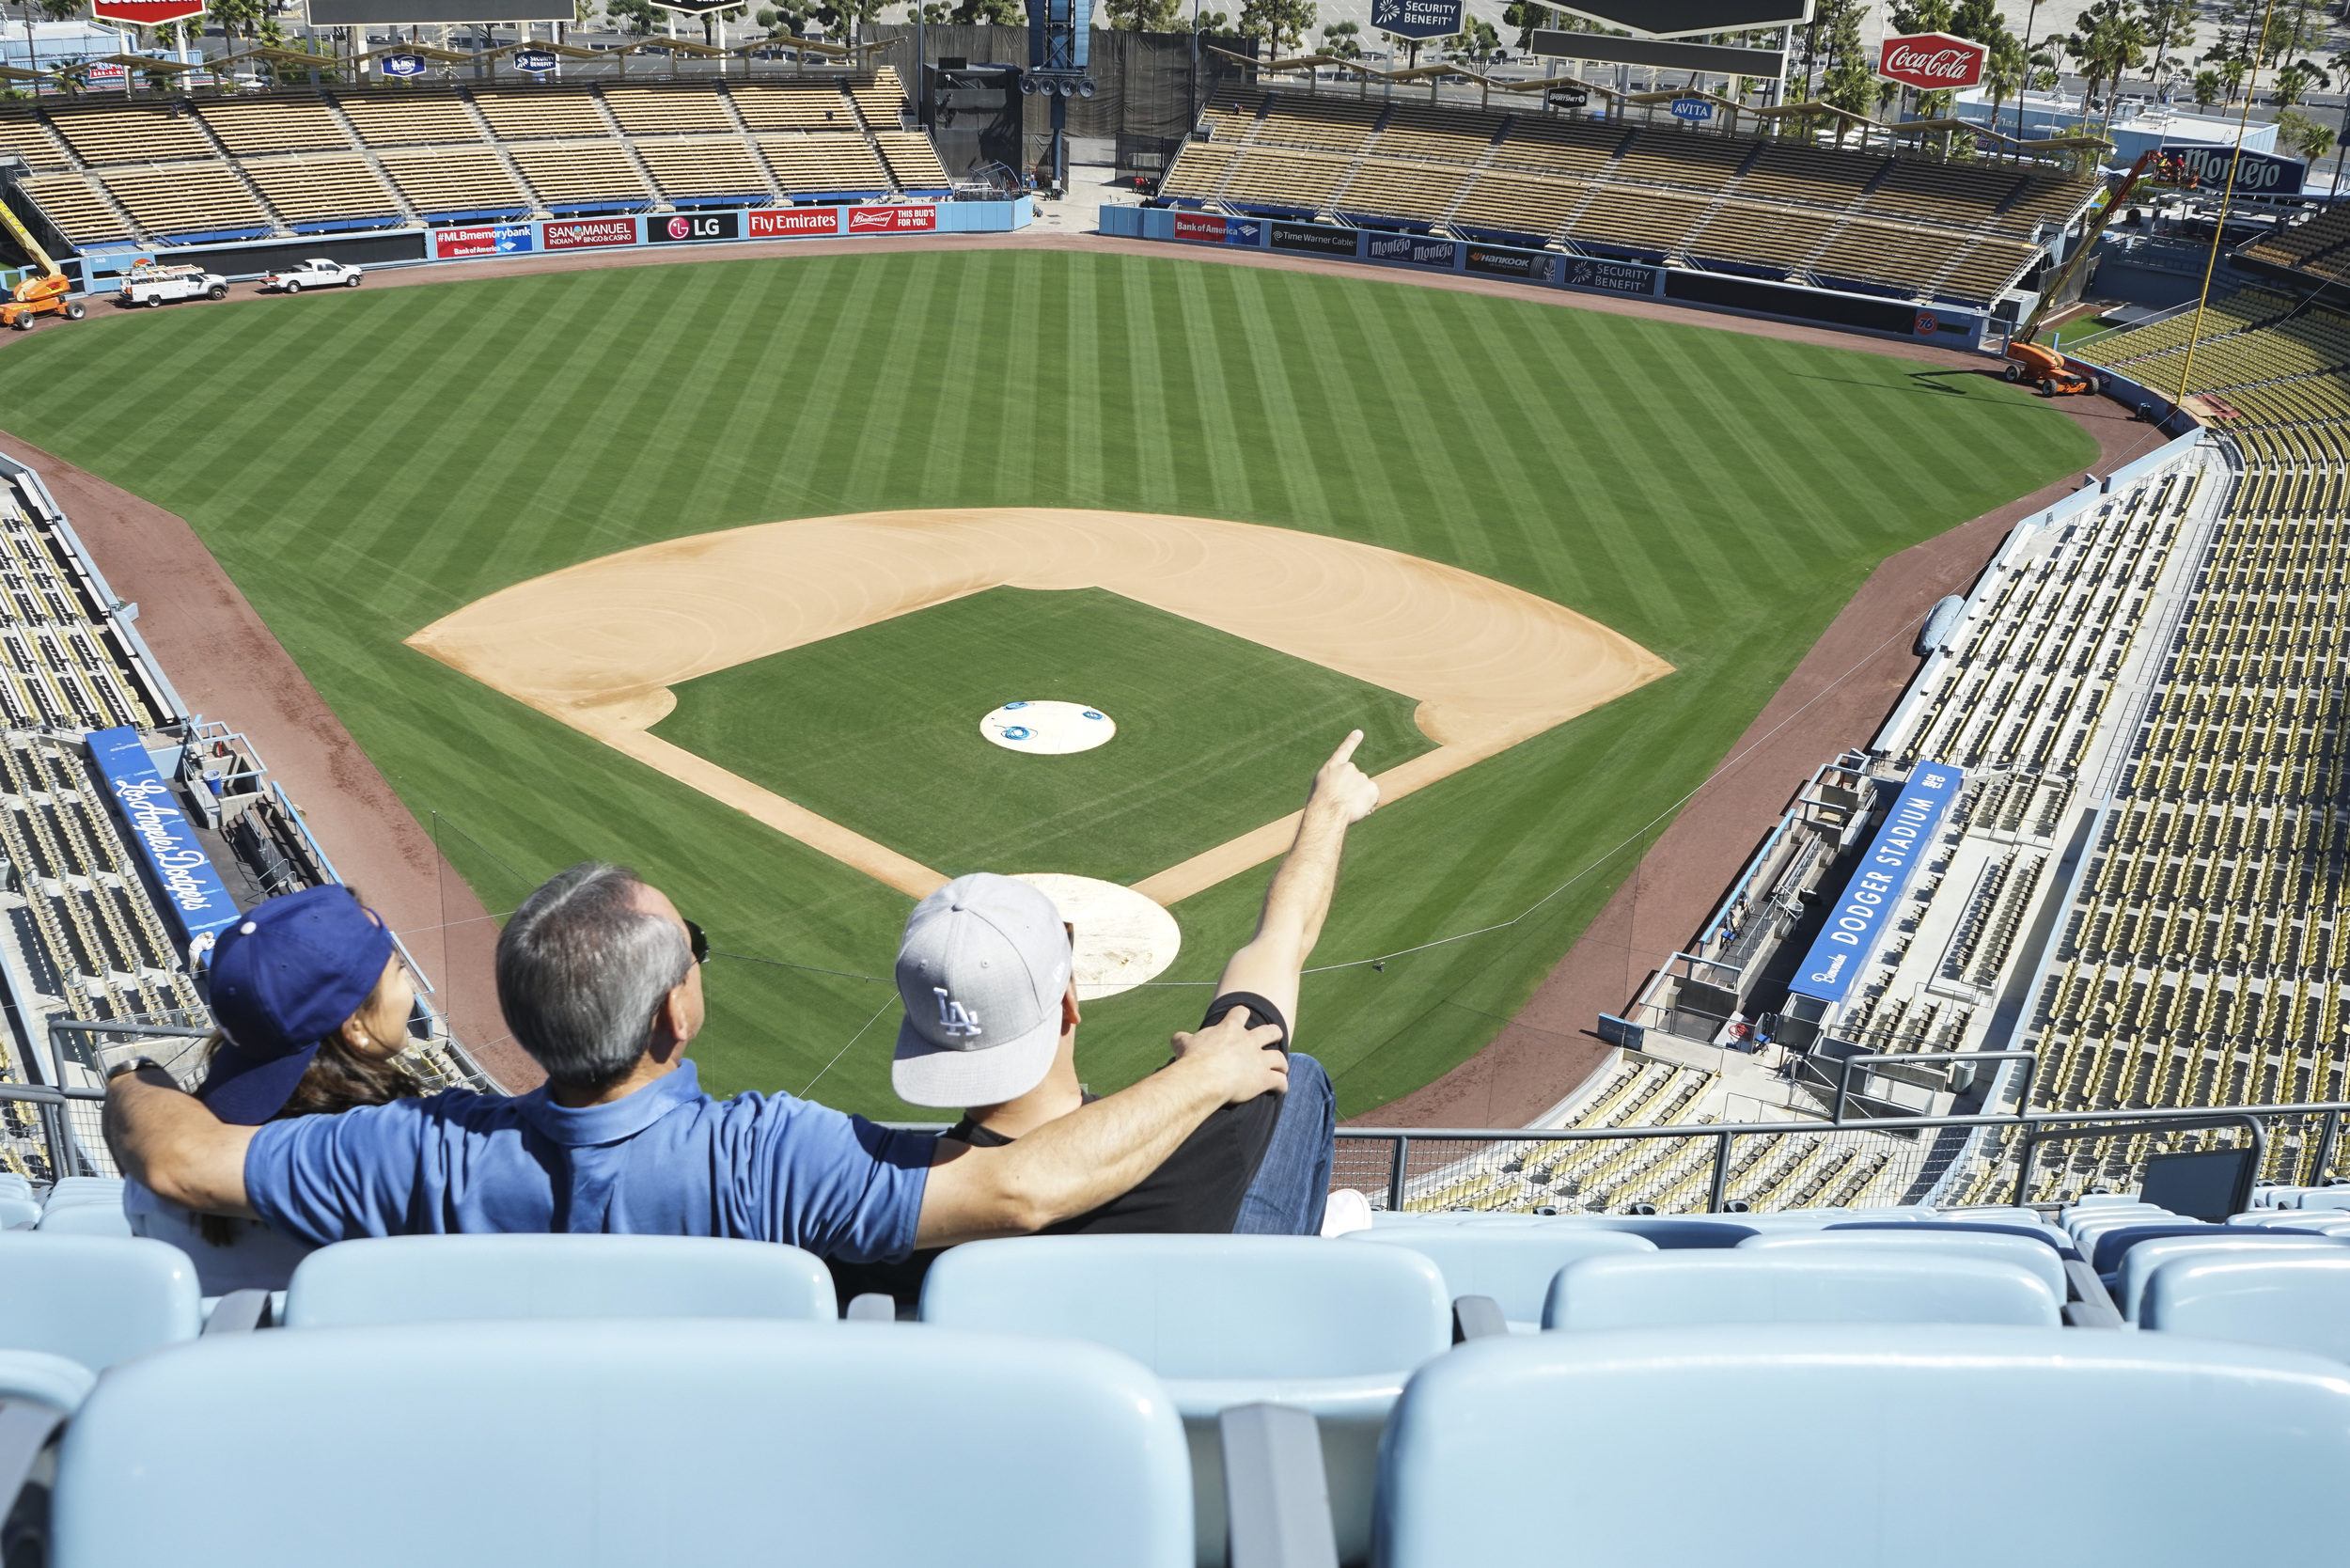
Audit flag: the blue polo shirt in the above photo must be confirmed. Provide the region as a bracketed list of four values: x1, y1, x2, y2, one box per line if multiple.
[243, 1060, 933, 1264]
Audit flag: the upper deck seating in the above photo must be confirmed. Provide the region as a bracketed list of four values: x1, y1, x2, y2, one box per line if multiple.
[45, 1319, 1196, 1567]
[470, 86, 609, 140]
[601, 84, 732, 136]
[0, 1233, 198, 1372]
[0, 111, 69, 170]
[332, 91, 483, 147]
[726, 79, 854, 130]
[192, 95, 347, 155]
[43, 105, 212, 165]
[374, 147, 529, 217]
[1543, 1248, 2062, 1328]
[923, 1234, 1450, 1567]
[282, 1234, 837, 1326]
[1373, 1325, 2350, 1565]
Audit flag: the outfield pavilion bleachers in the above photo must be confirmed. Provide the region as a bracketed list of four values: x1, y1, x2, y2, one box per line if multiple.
[0, 66, 944, 250]
[2240, 200, 2350, 283]
[1157, 84, 2098, 308]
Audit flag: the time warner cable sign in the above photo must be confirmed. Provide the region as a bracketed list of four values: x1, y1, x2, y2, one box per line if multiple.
[86, 726, 241, 949]
[1785, 762, 1964, 1008]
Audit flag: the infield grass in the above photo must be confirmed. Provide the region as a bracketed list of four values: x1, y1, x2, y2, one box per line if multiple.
[0, 249, 2097, 1117]
[650, 586, 1433, 884]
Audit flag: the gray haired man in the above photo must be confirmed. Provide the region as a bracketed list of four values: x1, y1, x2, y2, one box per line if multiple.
[106, 863, 1289, 1262]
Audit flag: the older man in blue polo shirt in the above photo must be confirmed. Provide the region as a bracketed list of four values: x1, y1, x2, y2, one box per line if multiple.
[102, 860, 1290, 1262]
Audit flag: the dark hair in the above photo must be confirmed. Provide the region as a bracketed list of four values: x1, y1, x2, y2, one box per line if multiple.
[194, 1033, 421, 1247]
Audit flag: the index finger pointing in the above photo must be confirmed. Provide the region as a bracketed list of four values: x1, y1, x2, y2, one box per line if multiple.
[1328, 729, 1364, 768]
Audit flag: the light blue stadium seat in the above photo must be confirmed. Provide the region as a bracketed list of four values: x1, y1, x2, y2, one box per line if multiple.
[1540, 1215, 1760, 1248]
[1371, 1325, 2350, 1566]
[1737, 1229, 2068, 1301]
[922, 1234, 1449, 1568]
[2140, 1252, 2350, 1361]
[40, 1179, 124, 1208]
[2066, 1194, 2154, 1212]
[34, 1202, 131, 1237]
[2292, 1187, 2350, 1211]
[282, 1233, 838, 1326]
[1346, 1224, 1654, 1326]
[2117, 1234, 2348, 1324]
[2085, 1221, 2246, 1275]
[2066, 1210, 2186, 1251]
[0, 1347, 96, 1412]
[1368, 1211, 1550, 1227]
[2062, 1203, 2168, 1239]
[0, 1234, 200, 1372]
[0, 1196, 38, 1230]
[0, 1173, 30, 1200]
[1834, 1217, 2080, 1255]
[1543, 1249, 2061, 1329]
[48, 1318, 1191, 1568]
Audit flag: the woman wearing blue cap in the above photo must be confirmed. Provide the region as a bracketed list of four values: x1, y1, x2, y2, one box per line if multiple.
[118, 884, 424, 1291]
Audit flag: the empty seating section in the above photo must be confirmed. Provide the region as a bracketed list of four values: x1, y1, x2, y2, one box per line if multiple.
[727, 79, 854, 129]
[17, 175, 126, 246]
[0, 112, 70, 170]
[334, 91, 483, 147]
[238, 156, 401, 227]
[873, 130, 948, 191]
[600, 84, 732, 136]
[373, 148, 529, 217]
[508, 144, 650, 209]
[42, 105, 212, 165]
[2242, 203, 2350, 276]
[634, 137, 769, 201]
[469, 86, 610, 140]
[97, 165, 268, 240]
[758, 133, 888, 195]
[844, 66, 910, 129]
[190, 96, 347, 156]
[0, 480, 154, 738]
[1159, 88, 2094, 306]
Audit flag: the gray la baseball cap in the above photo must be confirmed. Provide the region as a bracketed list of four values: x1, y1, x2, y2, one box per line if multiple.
[892, 872, 1070, 1108]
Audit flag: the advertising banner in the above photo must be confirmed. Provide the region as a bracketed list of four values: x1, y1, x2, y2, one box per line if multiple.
[650, 211, 739, 243]
[510, 47, 557, 71]
[843, 203, 937, 233]
[1271, 221, 1357, 258]
[1785, 761, 1964, 1007]
[1224, 215, 1263, 245]
[378, 51, 427, 76]
[2161, 142, 2305, 196]
[1370, 0, 1462, 39]
[86, 726, 242, 949]
[1364, 231, 1458, 268]
[91, 0, 205, 23]
[1668, 96, 1713, 120]
[1465, 244, 1553, 281]
[1557, 0, 1810, 35]
[1172, 212, 1228, 243]
[1913, 309, 1940, 336]
[748, 207, 839, 238]
[543, 216, 638, 250]
[1875, 31, 1984, 89]
[431, 223, 532, 259]
[1562, 256, 1655, 294]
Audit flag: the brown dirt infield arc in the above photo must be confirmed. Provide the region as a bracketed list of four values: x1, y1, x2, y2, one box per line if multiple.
[0, 224, 2172, 1116]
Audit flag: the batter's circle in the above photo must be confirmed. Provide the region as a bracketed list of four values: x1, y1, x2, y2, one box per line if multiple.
[1010, 872, 1180, 999]
[980, 700, 1116, 755]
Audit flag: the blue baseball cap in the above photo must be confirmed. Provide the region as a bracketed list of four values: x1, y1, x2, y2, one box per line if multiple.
[198, 886, 397, 1125]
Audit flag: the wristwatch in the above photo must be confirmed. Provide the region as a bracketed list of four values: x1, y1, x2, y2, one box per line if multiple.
[103, 1056, 161, 1083]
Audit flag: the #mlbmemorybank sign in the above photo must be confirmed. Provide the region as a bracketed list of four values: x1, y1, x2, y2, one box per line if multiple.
[86, 727, 241, 949]
[1785, 761, 1964, 1007]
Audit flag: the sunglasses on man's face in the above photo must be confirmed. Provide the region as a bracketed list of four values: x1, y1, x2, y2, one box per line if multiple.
[685, 918, 709, 966]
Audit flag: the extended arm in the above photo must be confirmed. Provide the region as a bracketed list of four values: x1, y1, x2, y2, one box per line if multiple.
[102, 1066, 259, 1218]
[916, 1008, 1287, 1247]
[1214, 729, 1382, 1039]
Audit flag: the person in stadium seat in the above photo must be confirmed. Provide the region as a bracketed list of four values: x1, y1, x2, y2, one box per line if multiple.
[102, 857, 1292, 1265]
[829, 731, 1374, 1308]
[112, 884, 425, 1294]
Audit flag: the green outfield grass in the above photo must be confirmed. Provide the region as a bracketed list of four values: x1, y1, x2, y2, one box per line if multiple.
[0, 249, 2096, 1118]
[650, 586, 1432, 885]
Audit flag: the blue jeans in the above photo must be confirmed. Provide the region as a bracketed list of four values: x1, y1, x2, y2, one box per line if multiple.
[1233, 1053, 1335, 1235]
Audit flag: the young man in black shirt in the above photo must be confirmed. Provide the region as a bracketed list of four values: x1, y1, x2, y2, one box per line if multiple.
[838, 731, 1378, 1308]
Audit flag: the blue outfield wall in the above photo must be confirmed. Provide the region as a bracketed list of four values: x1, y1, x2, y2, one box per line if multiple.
[1104, 202, 1992, 349]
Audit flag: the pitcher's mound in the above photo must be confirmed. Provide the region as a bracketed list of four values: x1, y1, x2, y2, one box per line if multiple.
[1010, 872, 1179, 999]
[981, 700, 1116, 755]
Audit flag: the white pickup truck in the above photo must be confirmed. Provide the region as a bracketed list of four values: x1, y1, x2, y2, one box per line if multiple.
[258, 259, 363, 293]
[117, 265, 227, 307]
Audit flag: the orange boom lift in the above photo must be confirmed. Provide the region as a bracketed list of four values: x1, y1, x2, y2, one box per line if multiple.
[2000, 149, 2170, 397]
[0, 196, 82, 331]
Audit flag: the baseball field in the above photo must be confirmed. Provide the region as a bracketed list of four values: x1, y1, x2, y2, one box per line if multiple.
[0, 247, 2096, 1118]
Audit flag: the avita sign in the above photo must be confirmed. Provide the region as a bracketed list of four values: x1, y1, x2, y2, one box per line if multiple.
[1876, 31, 1984, 90]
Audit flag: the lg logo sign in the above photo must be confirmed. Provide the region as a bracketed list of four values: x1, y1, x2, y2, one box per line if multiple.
[651, 212, 740, 244]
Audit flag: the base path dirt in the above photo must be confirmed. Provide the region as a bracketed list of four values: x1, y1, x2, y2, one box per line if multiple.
[405, 507, 1668, 904]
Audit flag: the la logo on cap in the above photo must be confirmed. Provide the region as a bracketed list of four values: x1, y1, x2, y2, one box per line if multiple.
[933, 987, 982, 1038]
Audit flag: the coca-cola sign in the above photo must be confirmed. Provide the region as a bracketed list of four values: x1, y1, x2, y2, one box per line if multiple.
[1876, 31, 1984, 89]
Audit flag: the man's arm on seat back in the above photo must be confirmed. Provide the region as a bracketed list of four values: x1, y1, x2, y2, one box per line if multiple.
[104, 1067, 259, 1219]
[915, 1008, 1288, 1247]
[1214, 730, 1382, 1041]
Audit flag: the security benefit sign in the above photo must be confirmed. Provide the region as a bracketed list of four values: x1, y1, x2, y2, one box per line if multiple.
[1364, 231, 1458, 269]
[86, 727, 241, 950]
[1371, 0, 1461, 39]
[1785, 762, 1965, 1007]
[2161, 142, 2305, 196]
[1562, 256, 1656, 295]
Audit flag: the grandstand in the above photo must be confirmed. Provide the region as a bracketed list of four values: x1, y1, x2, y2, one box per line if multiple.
[0, 69, 941, 250]
[1157, 85, 2098, 307]
[0, 454, 483, 1186]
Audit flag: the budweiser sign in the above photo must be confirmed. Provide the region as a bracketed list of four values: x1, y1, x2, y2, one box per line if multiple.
[1876, 32, 1984, 90]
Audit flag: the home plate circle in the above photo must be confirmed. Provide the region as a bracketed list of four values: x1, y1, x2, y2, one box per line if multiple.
[1010, 873, 1180, 1000]
[980, 700, 1116, 755]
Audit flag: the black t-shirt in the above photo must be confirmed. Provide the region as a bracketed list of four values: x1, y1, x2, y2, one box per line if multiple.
[826, 991, 1289, 1313]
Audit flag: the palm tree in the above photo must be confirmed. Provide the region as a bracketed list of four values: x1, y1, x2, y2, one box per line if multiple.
[2191, 68, 2221, 110]
[2271, 58, 2326, 108]
[1985, 30, 2028, 127]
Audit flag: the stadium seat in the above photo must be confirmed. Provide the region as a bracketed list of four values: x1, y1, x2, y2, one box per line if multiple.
[0, 1347, 95, 1412]
[2139, 1252, 2350, 1361]
[1549, 1215, 1760, 1248]
[281, 1233, 838, 1326]
[0, 1234, 199, 1372]
[40, 1179, 123, 1208]
[1543, 1249, 2062, 1329]
[0, 1173, 30, 1200]
[33, 1203, 131, 1238]
[2115, 1234, 2348, 1323]
[2086, 1222, 2245, 1276]
[1371, 1326, 2350, 1565]
[1345, 1224, 1654, 1326]
[46, 1319, 1193, 1568]
[921, 1234, 1450, 1567]
[1827, 1218, 2080, 1256]
[1737, 1229, 2067, 1301]
[2291, 1187, 2350, 1211]
[0, 1196, 37, 1230]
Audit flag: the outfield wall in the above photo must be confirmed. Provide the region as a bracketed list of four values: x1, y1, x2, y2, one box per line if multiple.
[70, 198, 1035, 286]
[1103, 203, 1993, 351]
